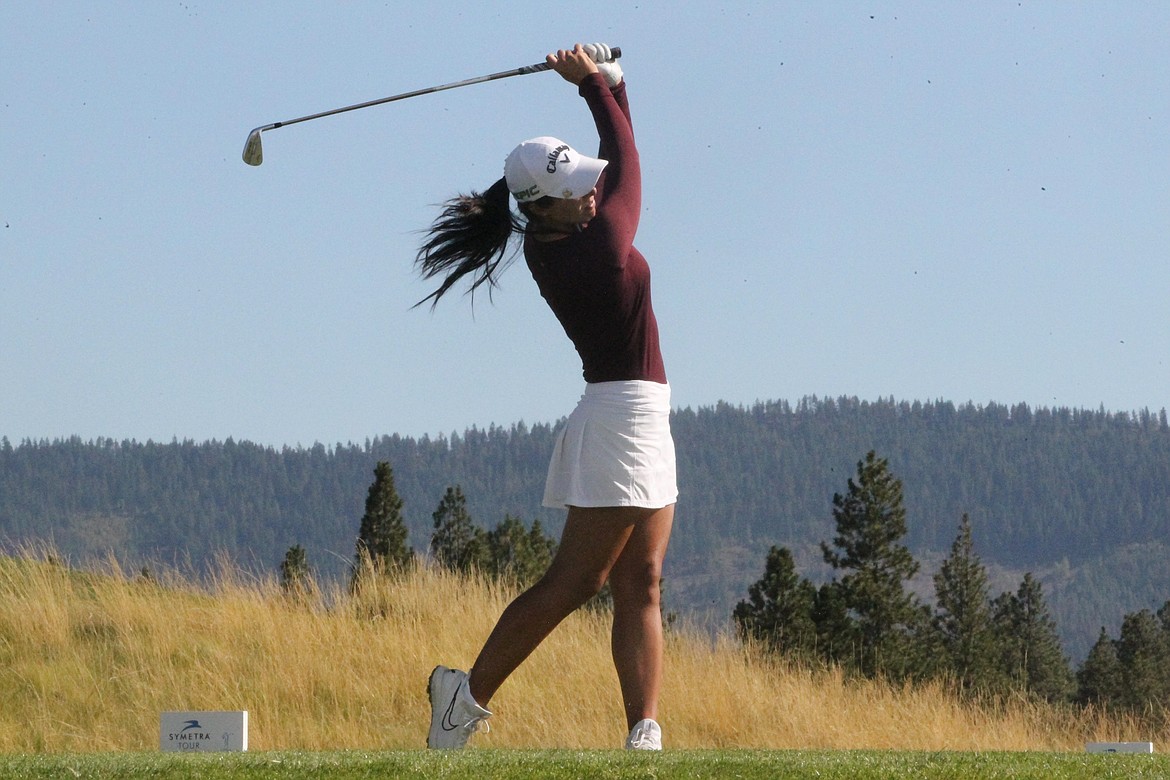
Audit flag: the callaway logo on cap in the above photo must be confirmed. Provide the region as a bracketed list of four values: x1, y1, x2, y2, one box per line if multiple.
[504, 136, 607, 202]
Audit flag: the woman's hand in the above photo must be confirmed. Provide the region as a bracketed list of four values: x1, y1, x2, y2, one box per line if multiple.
[546, 44, 599, 85]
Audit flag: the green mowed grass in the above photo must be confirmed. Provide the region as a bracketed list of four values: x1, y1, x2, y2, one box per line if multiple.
[0, 749, 1165, 779]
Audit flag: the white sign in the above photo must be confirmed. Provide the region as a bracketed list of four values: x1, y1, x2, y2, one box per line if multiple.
[1086, 741, 1154, 754]
[160, 711, 248, 752]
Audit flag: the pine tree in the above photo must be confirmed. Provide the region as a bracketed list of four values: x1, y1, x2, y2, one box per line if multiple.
[991, 573, 1073, 701]
[484, 514, 556, 587]
[526, 519, 557, 578]
[820, 451, 929, 678]
[429, 485, 487, 574]
[352, 461, 412, 585]
[279, 544, 312, 602]
[1114, 608, 1170, 714]
[733, 545, 817, 660]
[811, 581, 856, 665]
[1077, 627, 1122, 707]
[933, 514, 1002, 692]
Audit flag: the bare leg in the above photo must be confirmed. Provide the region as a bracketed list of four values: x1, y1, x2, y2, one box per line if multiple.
[608, 504, 674, 730]
[467, 505, 655, 707]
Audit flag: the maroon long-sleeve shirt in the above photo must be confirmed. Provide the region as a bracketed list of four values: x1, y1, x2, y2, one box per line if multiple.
[524, 73, 667, 385]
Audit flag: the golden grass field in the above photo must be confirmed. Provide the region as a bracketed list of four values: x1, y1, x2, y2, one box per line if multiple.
[0, 549, 1161, 754]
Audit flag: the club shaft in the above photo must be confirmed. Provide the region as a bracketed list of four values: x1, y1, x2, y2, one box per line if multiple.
[263, 48, 620, 132]
[268, 64, 546, 130]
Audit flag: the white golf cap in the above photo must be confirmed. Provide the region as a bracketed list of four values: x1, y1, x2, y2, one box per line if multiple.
[504, 136, 607, 203]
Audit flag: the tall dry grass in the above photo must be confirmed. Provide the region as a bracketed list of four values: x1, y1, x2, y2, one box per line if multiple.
[0, 549, 1160, 753]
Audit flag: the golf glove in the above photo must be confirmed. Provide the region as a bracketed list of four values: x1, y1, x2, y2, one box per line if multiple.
[583, 42, 623, 87]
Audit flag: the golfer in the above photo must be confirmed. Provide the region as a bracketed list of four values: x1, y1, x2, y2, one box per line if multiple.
[416, 43, 676, 751]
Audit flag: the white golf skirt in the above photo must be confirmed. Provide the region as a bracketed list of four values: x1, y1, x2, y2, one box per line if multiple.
[542, 380, 678, 510]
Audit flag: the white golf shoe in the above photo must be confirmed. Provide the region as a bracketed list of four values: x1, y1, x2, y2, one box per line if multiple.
[625, 718, 662, 750]
[426, 665, 492, 749]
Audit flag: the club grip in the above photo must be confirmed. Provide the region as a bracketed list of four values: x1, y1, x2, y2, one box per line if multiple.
[523, 46, 622, 75]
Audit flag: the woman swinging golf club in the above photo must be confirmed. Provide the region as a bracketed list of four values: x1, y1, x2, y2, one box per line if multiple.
[416, 42, 676, 751]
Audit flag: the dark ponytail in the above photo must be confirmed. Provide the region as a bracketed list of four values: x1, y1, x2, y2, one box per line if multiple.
[414, 177, 522, 308]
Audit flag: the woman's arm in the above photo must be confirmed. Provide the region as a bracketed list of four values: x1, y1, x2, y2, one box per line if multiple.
[548, 45, 641, 259]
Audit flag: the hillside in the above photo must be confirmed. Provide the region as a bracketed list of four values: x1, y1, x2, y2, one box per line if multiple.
[2, 396, 1168, 660]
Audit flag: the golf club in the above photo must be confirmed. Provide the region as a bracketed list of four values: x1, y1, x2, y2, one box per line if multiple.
[242, 47, 621, 166]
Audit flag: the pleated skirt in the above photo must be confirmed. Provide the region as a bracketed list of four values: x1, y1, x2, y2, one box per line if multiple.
[542, 380, 678, 510]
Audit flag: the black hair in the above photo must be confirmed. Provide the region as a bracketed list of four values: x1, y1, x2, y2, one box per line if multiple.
[413, 177, 518, 308]
[414, 177, 557, 308]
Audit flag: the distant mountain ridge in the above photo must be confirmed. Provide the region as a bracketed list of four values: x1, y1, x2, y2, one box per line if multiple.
[3, 396, 1168, 660]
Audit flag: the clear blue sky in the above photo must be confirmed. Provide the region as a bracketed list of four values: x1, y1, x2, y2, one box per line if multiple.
[3, 2, 1167, 447]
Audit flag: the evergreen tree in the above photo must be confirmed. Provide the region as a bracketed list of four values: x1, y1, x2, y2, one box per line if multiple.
[990, 573, 1073, 701]
[820, 451, 929, 678]
[484, 514, 556, 587]
[811, 581, 856, 665]
[525, 519, 557, 578]
[1077, 627, 1122, 707]
[933, 514, 1002, 692]
[279, 544, 312, 601]
[733, 546, 817, 660]
[352, 461, 412, 585]
[1114, 608, 1170, 714]
[429, 485, 487, 574]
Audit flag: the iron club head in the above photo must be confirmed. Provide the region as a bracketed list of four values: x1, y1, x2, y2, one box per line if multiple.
[242, 128, 264, 166]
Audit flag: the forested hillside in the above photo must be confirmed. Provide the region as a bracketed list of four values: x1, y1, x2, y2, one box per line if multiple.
[3, 396, 1168, 659]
